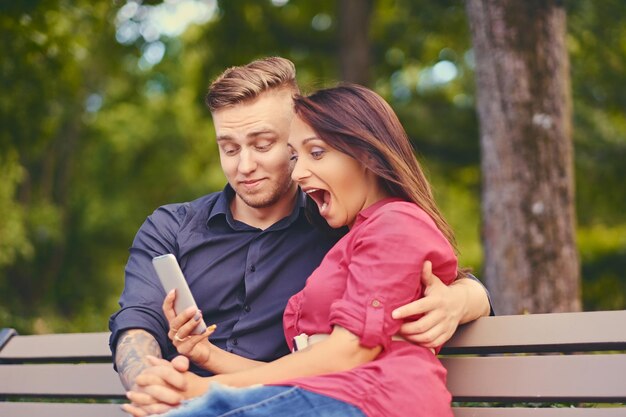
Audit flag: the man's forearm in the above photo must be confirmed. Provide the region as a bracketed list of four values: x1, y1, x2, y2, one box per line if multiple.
[451, 278, 491, 324]
[115, 329, 162, 390]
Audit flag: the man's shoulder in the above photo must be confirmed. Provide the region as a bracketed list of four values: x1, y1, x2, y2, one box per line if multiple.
[151, 191, 223, 227]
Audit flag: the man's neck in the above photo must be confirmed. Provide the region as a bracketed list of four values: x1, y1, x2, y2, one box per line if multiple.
[230, 186, 299, 230]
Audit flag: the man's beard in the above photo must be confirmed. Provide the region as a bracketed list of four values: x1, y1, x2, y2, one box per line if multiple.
[235, 178, 294, 209]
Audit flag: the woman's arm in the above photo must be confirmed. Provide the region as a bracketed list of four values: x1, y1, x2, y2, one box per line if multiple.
[213, 326, 381, 390]
[129, 325, 381, 403]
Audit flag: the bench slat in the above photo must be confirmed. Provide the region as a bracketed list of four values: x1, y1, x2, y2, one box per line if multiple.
[0, 332, 111, 362]
[453, 407, 626, 417]
[442, 354, 626, 402]
[0, 402, 128, 417]
[442, 311, 626, 354]
[0, 363, 125, 397]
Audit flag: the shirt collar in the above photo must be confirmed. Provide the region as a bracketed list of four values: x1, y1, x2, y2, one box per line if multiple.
[207, 184, 307, 230]
[352, 197, 405, 229]
[208, 183, 233, 221]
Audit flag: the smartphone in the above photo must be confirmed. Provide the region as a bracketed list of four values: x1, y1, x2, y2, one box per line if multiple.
[152, 254, 207, 335]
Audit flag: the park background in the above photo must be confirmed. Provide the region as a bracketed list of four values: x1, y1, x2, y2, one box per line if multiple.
[1, 0, 624, 334]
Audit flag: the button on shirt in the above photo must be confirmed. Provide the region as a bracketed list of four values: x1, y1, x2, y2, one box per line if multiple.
[109, 185, 338, 376]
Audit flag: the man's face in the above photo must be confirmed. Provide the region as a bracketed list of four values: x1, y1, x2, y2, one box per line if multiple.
[212, 89, 296, 210]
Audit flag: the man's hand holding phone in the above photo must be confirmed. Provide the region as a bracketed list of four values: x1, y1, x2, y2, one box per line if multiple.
[163, 289, 217, 370]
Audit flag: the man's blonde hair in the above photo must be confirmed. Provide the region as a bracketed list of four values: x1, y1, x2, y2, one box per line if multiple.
[205, 57, 299, 111]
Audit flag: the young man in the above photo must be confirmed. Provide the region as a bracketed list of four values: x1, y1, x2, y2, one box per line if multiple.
[109, 57, 491, 393]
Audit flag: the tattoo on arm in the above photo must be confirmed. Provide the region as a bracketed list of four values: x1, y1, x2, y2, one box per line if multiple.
[115, 329, 162, 390]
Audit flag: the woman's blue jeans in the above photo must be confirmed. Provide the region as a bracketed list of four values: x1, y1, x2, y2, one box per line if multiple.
[160, 383, 365, 417]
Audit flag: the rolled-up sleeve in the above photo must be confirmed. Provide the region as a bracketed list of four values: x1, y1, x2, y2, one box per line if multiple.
[328, 206, 457, 351]
[108, 204, 186, 360]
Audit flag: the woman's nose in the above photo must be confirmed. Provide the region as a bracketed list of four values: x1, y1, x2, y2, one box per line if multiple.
[291, 159, 310, 183]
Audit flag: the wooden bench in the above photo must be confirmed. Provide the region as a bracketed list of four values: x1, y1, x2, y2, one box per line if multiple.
[1, 310, 625, 416]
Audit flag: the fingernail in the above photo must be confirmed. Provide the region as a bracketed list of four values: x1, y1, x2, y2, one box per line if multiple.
[208, 324, 217, 330]
[391, 310, 399, 319]
[194, 310, 201, 321]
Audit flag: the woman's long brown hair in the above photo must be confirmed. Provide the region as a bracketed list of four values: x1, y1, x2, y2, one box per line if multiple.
[293, 83, 457, 253]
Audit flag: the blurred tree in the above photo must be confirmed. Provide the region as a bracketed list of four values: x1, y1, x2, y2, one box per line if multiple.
[338, 0, 374, 85]
[466, 0, 580, 314]
[0, 0, 122, 330]
[1, 0, 623, 333]
[0, 0, 219, 331]
[565, 0, 626, 311]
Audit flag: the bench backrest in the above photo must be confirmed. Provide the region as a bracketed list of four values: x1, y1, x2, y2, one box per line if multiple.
[1, 310, 625, 417]
[440, 310, 626, 416]
[0, 329, 126, 417]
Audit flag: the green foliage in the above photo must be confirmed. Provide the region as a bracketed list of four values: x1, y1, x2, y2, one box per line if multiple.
[1, 0, 624, 333]
[0, 151, 32, 267]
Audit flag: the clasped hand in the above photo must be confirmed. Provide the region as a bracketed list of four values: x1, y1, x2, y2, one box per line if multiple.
[122, 355, 198, 417]
[123, 290, 218, 416]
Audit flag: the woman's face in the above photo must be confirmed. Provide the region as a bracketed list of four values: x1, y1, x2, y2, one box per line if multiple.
[288, 116, 386, 228]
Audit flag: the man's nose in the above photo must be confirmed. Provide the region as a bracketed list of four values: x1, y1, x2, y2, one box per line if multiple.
[238, 149, 257, 174]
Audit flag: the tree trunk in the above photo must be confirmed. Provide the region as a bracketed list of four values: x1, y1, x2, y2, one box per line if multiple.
[337, 0, 373, 85]
[465, 0, 580, 314]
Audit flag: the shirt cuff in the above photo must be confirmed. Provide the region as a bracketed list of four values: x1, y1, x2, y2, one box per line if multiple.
[329, 297, 396, 351]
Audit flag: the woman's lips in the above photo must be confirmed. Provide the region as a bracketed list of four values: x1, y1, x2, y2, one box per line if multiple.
[305, 188, 330, 215]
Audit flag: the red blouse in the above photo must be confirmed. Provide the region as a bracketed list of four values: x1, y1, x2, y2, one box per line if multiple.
[275, 198, 457, 417]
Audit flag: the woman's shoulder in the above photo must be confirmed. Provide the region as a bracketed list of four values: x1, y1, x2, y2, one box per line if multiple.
[368, 199, 437, 229]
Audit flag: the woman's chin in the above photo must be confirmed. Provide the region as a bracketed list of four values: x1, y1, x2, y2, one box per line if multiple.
[324, 215, 349, 229]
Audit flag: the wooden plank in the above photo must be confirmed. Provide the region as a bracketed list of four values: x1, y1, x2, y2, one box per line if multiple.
[0, 332, 111, 362]
[0, 403, 622, 417]
[453, 407, 626, 417]
[442, 354, 626, 402]
[1, 404, 622, 417]
[0, 363, 126, 397]
[442, 311, 626, 354]
[0, 402, 128, 417]
[0, 328, 17, 351]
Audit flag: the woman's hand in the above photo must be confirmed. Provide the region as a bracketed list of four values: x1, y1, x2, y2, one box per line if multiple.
[163, 289, 217, 369]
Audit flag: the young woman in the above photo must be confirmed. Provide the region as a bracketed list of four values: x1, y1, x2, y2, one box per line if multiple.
[124, 84, 457, 417]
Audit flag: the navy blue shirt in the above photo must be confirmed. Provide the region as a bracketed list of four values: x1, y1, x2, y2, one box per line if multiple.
[109, 185, 338, 375]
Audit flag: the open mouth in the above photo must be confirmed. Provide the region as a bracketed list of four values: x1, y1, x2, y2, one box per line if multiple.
[305, 188, 330, 215]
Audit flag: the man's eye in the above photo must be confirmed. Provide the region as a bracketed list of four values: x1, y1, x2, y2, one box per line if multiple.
[255, 142, 273, 151]
[222, 147, 238, 155]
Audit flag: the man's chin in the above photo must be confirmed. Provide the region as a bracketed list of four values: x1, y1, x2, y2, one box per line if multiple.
[236, 192, 279, 209]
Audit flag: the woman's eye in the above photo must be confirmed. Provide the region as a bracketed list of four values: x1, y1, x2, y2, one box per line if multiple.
[310, 146, 325, 159]
[289, 153, 298, 161]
